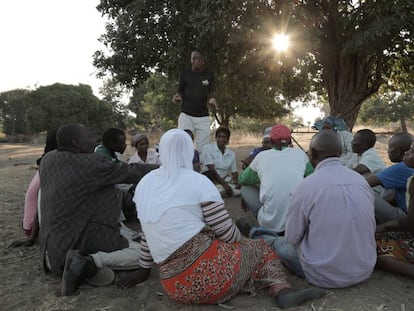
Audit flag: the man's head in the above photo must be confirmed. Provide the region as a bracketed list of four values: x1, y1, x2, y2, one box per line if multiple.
[191, 50, 205, 72]
[403, 142, 414, 168]
[57, 124, 95, 154]
[388, 132, 414, 163]
[102, 128, 127, 154]
[184, 129, 194, 141]
[308, 130, 342, 167]
[351, 129, 376, 155]
[270, 124, 291, 150]
[215, 126, 231, 148]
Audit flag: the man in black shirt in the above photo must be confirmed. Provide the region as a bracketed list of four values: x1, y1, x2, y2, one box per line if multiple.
[172, 50, 218, 154]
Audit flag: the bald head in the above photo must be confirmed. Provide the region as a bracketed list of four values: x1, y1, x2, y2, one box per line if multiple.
[309, 130, 342, 167]
[388, 132, 414, 163]
[57, 123, 94, 153]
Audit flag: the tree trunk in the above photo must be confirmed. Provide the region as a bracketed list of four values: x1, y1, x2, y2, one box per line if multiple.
[317, 8, 384, 131]
[400, 115, 408, 133]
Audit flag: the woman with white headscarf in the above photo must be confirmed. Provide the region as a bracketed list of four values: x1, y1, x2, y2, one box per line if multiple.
[117, 129, 324, 308]
[128, 132, 161, 165]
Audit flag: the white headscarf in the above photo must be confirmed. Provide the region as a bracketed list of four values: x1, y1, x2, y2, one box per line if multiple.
[134, 129, 222, 223]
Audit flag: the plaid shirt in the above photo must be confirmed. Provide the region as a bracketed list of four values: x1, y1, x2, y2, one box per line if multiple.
[39, 150, 155, 275]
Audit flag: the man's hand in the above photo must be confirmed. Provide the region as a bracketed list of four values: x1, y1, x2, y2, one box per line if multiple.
[224, 183, 233, 196]
[208, 97, 218, 110]
[116, 268, 151, 289]
[172, 94, 182, 104]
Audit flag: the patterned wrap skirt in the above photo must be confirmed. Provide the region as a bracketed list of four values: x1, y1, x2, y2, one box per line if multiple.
[376, 231, 414, 264]
[158, 229, 290, 304]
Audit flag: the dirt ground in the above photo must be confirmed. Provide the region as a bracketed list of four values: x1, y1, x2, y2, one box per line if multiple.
[1, 134, 413, 311]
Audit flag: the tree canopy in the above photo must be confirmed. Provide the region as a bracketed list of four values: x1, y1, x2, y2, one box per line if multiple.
[359, 89, 414, 133]
[94, 0, 414, 129]
[24, 83, 114, 133]
[0, 89, 30, 136]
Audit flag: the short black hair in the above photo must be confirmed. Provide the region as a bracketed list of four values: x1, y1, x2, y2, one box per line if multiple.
[184, 129, 194, 140]
[215, 126, 231, 139]
[102, 128, 125, 146]
[356, 129, 376, 148]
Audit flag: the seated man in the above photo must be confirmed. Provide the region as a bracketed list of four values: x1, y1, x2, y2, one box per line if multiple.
[346, 129, 386, 174]
[201, 126, 240, 197]
[238, 124, 312, 235]
[95, 127, 127, 162]
[241, 127, 272, 169]
[245, 131, 377, 288]
[94, 127, 136, 221]
[39, 124, 157, 296]
[375, 141, 414, 279]
[366, 133, 414, 224]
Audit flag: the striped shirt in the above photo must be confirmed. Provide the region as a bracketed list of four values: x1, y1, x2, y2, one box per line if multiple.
[139, 201, 241, 268]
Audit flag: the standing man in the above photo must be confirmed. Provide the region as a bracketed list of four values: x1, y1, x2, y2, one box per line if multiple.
[172, 50, 218, 154]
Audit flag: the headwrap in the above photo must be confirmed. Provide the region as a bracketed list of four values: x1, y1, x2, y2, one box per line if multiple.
[270, 124, 291, 142]
[131, 132, 148, 147]
[134, 129, 222, 224]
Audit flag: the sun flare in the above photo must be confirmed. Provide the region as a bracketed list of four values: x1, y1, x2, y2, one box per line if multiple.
[272, 34, 290, 52]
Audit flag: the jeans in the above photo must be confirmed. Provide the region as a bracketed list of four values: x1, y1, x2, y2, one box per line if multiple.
[240, 185, 261, 218]
[374, 192, 406, 224]
[251, 226, 306, 279]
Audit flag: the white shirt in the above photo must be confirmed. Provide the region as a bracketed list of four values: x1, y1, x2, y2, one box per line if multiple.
[201, 143, 237, 178]
[128, 150, 161, 165]
[345, 147, 386, 173]
[250, 147, 309, 233]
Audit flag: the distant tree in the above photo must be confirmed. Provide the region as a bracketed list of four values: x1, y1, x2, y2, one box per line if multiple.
[94, 0, 414, 130]
[128, 72, 180, 131]
[25, 83, 114, 133]
[359, 89, 414, 133]
[99, 78, 131, 129]
[0, 89, 30, 138]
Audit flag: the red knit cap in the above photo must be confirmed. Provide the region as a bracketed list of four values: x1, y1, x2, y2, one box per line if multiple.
[270, 124, 291, 142]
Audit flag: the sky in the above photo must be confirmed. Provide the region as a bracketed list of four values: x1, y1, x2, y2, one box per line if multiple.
[0, 0, 321, 124]
[0, 0, 106, 96]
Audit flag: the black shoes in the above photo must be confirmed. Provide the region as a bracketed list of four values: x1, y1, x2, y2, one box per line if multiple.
[276, 287, 326, 309]
[235, 217, 253, 238]
[62, 249, 97, 296]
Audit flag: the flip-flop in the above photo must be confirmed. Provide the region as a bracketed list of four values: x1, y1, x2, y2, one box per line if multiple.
[86, 266, 115, 287]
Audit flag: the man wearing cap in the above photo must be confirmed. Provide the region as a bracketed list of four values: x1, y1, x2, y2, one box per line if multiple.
[238, 124, 313, 235]
[245, 131, 376, 289]
[241, 127, 273, 169]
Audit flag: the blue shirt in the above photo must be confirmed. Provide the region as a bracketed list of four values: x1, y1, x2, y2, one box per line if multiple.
[376, 162, 414, 213]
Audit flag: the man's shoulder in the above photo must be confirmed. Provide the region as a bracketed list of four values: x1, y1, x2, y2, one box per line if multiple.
[379, 161, 414, 176]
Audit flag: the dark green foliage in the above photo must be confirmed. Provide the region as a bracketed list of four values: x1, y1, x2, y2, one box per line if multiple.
[128, 72, 180, 130]
[359, 89, 414, 132]
[0, 89, 29, 135]
[94, 0, 414, 129]
[24, 83, 114, 133]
